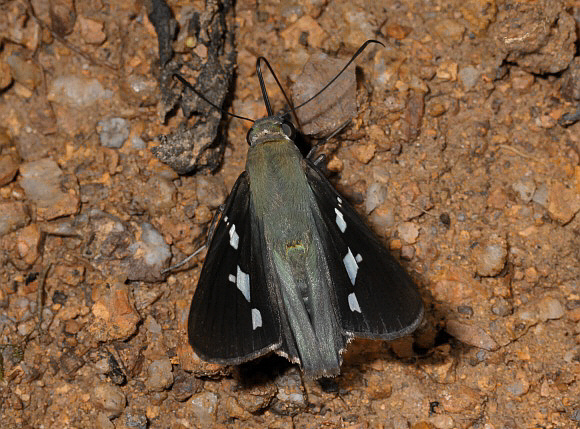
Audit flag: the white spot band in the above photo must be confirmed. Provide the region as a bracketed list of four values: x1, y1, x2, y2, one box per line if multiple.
[348, 293, 361, 313]
[343, 248, 359, 285]
[252, 308, 262, 330]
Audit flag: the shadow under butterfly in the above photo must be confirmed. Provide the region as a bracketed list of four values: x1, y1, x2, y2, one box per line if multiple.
[176, 40, 424, 378]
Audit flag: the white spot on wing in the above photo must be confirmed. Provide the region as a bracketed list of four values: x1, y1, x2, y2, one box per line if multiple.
[229, 224, 239, 249]
[348, 293, 361, 313]
[236, 266, 250, 302]
[337, 196, 342, 204]
[228, 274, 236, 283]
[335, 208, 347, 233]
[224, 215, 228, 224]
[355, 253, 363, 263]
[343, 248, 359, 285]
[251, 308, 262, 329]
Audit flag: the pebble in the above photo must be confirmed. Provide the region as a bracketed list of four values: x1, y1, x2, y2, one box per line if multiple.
[472, 234, 508, 277]
[430, 414, 455, 429]
[18, 158, 80, 220]
[353, 143, 376, 164]
[369, 205, 395, 230]
[97, 117, 130, 148]
[172, 370, 203, 402]
[365, 371, 393, 400]
[93, 382, 127, 419]
[547, 181, 580, 224]
[126, 223, 172, 282]
[458, 66, 481, 91]
[433, 19, 465, 44]
[511, 71, 535, 91]
[16, 224, 41, 267]
[445, 319, 498, 351]
[365, 183, 387, 214]
[236, 383, 277, 413]
[195, 175, 228, 209]
[398, 222, 420, 244]
[4, 55, 42, 90]
[121, 75, 159, 107]
[0, 154, 19, 186]
[96, 412, 115, 429]
[130, 135, 147, 149]
[512, 177, 536, 203]
[0, 201, 29, 236]
[187, 391, 219, 425]
[561, 57, 580, 101]
[118, 411, 148, 429]
[78, 16, 107, 45]
[270, 368, 307, 416]
[145, 358, 174, 392]
[48, 76, 113, 106]
[506, 379, 530, 396]
[89, 280, 140, 341]
[536, 297, 564, 321]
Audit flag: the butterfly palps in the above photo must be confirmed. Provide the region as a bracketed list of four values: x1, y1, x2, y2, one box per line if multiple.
[187, 44, 423, 378]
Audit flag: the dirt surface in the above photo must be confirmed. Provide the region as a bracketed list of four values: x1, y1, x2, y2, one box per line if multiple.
[1, 0, 580, 428]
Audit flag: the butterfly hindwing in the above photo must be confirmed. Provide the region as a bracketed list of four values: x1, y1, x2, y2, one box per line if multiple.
[188, 172, 281, 364]
[304, 160, 424, 339]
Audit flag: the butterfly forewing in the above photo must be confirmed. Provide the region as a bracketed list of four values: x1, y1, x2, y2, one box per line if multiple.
[188, 172, 281, 364]
[304, 161, 424, 339]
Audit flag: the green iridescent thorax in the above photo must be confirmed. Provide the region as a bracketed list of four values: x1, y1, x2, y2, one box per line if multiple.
[245, 117, 313, 254]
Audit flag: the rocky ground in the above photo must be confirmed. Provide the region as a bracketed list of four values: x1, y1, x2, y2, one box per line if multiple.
[0, 0, 579, 428]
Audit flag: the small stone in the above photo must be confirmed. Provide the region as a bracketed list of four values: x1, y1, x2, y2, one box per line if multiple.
[365, 183, 387, 214]
[547, 181, 580, 224]
[436, 61, 458, 81]
[438, 385, 483, 414]
[118, 411, 148, 429]
[78, 16, 107, 45]
[536, 297, 564, 321]
[172, 370, 203, 402]
[383, 22, 412, 40]
[398, 222, 420, 244]
[93, 382, 126, 419]
[59, 352, 85, 376]
[400, 244, 415, 260]
[353, 143, 376, 164]
[145, 358, 174, 392]
[89, 280, 140, 341]
[48, 76, 113, 106]
[365, 371, 393, 400]
[270, 368, 307, 416]
[430, 415, 454, 429]
[458, 66, 481, 90]
[511, 70, 535, 90]
[532, 183, 549, 206]
[126, 223, 172, 282]
[472, 234, 508, 277]
[195, 175, 228, 209]
[98, 118, 130, 149]
[561, 57, 580, 101]
[369, 205, 395, 230]
[96, 412, 115, 429]
[130, 135, 146, 149]
[487, 187, 508, 209]
[187, 392, 218, 425]
[121, 75, 158, 107]
[445, 320, 498, 350]
[16, 224, 42, 266]
[427, 102, 447, 117]
[506, 378, 530, 396]
[19, 158, 80, 220]
[237, 383, 277, 413]
[512, 177, 536, 203]
[0, 202, 29, 236]
[433, 19, 465, 44]
[0, 154, 19, 186]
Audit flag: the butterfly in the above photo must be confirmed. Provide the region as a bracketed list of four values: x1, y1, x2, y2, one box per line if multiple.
[183, 41, 423, 378]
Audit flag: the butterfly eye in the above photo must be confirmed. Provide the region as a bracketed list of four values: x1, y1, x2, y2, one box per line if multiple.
[281, 121, 296, 140]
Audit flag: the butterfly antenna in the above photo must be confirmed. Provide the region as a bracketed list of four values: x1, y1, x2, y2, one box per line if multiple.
[173, 74, 255, 123]
[256, 57, 302, 128]
[284, 39, 385, 116]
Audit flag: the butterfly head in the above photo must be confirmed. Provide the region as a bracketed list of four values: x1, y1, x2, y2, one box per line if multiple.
[246, 116, 296, 147]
